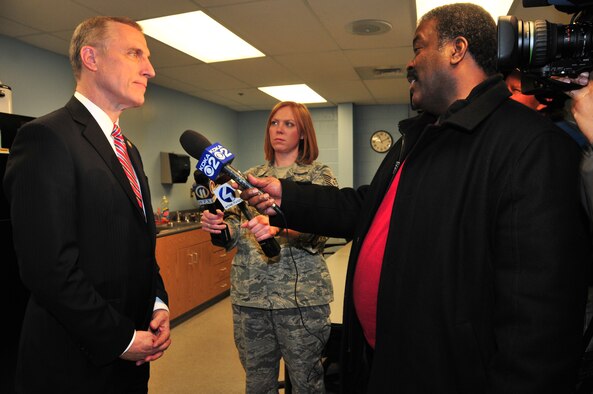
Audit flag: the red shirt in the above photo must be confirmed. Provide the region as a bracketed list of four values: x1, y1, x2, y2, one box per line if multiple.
[353, 162, 404, 348]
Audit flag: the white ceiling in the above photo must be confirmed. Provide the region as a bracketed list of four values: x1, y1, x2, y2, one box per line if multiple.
[0, 0, 571, 111]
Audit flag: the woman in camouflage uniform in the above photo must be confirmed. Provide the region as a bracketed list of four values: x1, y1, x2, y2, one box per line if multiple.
[201, 101, 338, 393]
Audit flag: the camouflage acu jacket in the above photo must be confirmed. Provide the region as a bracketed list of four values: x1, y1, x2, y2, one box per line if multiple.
[225, 161, 338, 309]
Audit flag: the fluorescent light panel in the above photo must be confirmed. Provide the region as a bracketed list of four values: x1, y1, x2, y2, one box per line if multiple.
[415, 0, 513, 23]
[258, 84, 327, 104]
[138, 11, 265, 63]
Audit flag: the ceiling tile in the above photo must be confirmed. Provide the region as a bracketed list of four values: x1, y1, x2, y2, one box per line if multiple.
[344, 47, 412, 68]
[364, 78, 411, 103]
[208, 57, 300, 87]
[0, 17, 39, 37]
[157, 64, 250, 90]
[210, 87, 280, 110]
[73, 0, 199, 21]
[311, 80, 375, 104]
[205, 0, 339, 56]
[275, 51, 359, 81]
[1, 0, 97, 32]
[145, 36, 203, 69]
[307, 0, 414, 49]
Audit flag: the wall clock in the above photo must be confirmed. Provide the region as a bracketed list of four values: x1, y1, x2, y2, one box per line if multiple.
[370, 130, 393, 153]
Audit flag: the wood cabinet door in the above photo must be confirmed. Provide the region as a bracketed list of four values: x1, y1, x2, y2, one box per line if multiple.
[156, 229, 235, 320]
[176, 243, 207, 317]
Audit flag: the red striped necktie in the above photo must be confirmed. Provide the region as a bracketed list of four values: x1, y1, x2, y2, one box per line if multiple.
[112, 124, 143, 209]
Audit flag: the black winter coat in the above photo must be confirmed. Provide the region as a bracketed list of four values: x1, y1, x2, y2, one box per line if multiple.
[272, 76, 591, 393]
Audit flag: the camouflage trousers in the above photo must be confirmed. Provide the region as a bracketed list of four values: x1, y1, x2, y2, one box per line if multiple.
[232, 304, 331, 394]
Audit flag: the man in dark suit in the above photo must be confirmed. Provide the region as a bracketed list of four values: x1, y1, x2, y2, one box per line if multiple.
[239, 4, 591, 393]
[4, 16, 170, 393]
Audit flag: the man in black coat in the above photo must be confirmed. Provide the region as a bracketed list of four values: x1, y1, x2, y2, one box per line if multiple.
[4, 16, 170, 393]
[238, 4, 591, 393]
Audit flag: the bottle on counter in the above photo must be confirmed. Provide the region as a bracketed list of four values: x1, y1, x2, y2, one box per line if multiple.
[154, 207, 161, 224]
[160, 196, 169, 223]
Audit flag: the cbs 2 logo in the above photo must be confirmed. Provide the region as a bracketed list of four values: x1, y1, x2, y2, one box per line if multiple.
[208, 145, 232, 160]
[199, 145, 233, 177]
[198, 154, 220, 177]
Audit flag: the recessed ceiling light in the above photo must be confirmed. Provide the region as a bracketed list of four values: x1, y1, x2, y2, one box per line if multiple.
[258, 84, 327, 104]
[138, 11, 265, 63]
[415, 0, 513, 23]
[347, 19, 392, 36]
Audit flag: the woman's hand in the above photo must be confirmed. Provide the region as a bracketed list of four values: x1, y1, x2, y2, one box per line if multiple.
[201, 209, 226, 234]
[241, 214, 279, 242]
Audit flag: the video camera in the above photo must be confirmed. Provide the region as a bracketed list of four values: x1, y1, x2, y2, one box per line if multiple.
[497, 0, 593, 94]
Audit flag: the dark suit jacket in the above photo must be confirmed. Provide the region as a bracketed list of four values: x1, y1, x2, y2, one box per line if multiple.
[4, 97, 168, 393]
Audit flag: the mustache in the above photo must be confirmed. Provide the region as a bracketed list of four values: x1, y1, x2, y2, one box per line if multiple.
[407, 67, 418, 83]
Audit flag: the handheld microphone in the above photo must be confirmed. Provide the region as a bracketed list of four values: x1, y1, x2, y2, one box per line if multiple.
[179, 130, 282, 216]
[209, 172, 281, 258]
[191, 156, 281, 258]
[193, 171, 232, 248]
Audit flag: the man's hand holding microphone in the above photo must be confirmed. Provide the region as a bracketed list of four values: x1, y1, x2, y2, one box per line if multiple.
[235, 174, 283, 217]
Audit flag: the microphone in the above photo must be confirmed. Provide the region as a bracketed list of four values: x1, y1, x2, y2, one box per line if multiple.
[187, 147, 281, 258]
[179, 130, 282, 216]
[207, 176, 281, 258]
[193, 171, 231, 248]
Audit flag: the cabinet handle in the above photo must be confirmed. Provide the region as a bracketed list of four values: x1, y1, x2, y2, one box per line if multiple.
[188, 252, 198, 265]
[219, 267, 228, 272]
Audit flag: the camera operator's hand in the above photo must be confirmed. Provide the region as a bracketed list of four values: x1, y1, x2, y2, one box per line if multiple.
[572, 84, 593, 145]
[559, 72, 593, 144]
[553, 72, 590, 88]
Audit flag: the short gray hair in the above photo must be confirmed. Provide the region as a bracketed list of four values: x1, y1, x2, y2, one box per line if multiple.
[69, 16, 142, 80]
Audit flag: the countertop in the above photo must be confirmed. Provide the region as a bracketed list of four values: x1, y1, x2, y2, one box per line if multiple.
[156, 221, 202, 237]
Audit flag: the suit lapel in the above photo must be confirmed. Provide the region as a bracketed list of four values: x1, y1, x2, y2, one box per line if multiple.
[66, 97, 146, 221]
